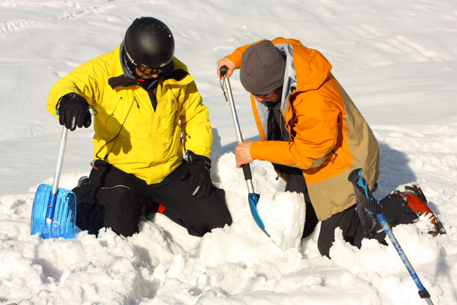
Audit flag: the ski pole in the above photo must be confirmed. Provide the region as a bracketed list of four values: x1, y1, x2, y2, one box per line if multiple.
[349, 168, 434, 305]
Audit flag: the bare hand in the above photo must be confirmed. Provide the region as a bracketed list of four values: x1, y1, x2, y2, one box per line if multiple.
[217, 58, 236, 79]
[235, 140, 254, 168]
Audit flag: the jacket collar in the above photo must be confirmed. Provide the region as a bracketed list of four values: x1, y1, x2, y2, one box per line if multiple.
[108, 66, 188, 90]
[108, 74, 138, 89]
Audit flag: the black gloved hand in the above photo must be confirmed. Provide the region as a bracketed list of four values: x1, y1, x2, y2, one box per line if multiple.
[180, 150, 213, 198]
[58, 93, 91, 131]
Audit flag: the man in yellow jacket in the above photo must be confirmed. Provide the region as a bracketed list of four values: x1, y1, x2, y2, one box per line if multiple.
[217, 38, 438, 257]
[47, 17, 232, 237]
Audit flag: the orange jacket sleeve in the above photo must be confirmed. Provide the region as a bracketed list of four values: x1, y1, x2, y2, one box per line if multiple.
[250, 90, 340, 169]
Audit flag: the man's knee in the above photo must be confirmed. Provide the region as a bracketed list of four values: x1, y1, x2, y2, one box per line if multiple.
[317, 205, 365, 258]
[103, 213, 139, 237]
[179, 187, 232, 237]
[203, 187, 232, 229]
[74, 164, 144, 237]
[97, 185, 144, 237]
[317, 233, 332, 258]
[76, 202, 106, 236]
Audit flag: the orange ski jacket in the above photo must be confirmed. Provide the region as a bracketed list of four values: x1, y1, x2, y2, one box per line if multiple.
[225, 38, 380, 221]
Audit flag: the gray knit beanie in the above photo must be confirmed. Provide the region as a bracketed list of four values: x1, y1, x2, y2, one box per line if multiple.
[240, 40, 285, 96]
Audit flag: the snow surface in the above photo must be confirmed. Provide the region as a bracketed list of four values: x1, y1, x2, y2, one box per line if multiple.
[1, 0, 457, 304]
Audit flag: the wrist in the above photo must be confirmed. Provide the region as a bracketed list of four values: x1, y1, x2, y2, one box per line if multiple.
[249, 141, 259, 160]
[57, 93, 88, 111]
[187, 150, 211, 169]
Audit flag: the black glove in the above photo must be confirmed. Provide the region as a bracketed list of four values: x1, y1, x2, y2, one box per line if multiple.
[180, 150, 213, 198]
[58, 93, 91, 131]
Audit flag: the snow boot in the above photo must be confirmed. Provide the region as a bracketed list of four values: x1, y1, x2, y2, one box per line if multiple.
[77, 176, 90, 187]
[396, 184, 446, 236]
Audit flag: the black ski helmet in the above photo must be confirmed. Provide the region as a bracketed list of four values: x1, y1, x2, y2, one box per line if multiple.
[124, 17, 175, 70]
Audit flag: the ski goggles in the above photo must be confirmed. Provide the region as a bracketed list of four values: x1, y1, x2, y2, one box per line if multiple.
[124, 46, 163, 75]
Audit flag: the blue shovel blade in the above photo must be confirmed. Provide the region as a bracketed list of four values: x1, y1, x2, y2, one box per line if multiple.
[31, 184, 77, 239]
[248, 192, 270, 237]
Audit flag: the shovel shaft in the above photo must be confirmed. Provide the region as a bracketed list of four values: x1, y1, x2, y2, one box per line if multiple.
[222, 73, 245, 144]
[51, 127, 69, 194]
[47, 126, 69, 222]
[220, 66, 272, 238]
[245, 176, 254, 194]
[220, 69, 256, 191]
[46, 193, 58, 222]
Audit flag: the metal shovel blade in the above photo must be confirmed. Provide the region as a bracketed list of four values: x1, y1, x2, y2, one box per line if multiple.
[248, 192, 270, 237]
[31, 183, 77, 239]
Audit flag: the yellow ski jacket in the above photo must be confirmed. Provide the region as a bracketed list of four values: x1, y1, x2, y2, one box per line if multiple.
[47, 45, 213, 184]
[225, 38, 380, 221]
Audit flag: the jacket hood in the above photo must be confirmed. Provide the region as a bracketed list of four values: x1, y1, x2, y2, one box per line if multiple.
[293, 44, 332, 92]
[273, 39, 332, 104]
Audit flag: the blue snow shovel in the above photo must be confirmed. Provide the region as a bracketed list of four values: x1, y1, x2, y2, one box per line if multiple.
[31, 126, 77, 239]
[220, 66, 270, 238]
[349, 168, 434, 305]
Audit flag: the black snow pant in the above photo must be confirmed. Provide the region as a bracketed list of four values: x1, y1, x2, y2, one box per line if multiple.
[317, 193, 418, 258]
[72, 160, 232, 237]
[284, 172, 319, 239]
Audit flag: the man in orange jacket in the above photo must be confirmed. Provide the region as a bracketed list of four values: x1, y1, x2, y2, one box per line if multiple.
[217, 38, 442, 257]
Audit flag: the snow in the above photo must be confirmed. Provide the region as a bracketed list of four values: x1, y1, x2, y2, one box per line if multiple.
[1, 0, 457, 304]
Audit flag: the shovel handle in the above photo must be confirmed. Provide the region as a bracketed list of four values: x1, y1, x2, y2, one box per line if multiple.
[242, 164, 252, 180]
[220, 66, 228, 77]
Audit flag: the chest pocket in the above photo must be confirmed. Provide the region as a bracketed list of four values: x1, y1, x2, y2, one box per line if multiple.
[154, 97, 179, 137]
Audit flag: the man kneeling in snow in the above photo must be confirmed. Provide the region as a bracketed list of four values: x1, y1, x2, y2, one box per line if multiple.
[216, 39, 444, 258]
[47, 17, 232, 237]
